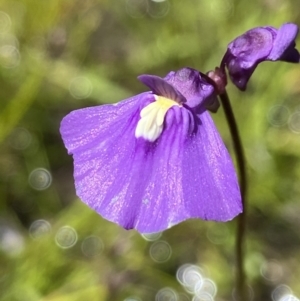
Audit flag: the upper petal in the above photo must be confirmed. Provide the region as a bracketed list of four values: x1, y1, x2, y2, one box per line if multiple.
[138, 74, 186, 104]
[164, 68, 216, 109]
[268, 23, 300, 62]
[228, 27, 274, 68]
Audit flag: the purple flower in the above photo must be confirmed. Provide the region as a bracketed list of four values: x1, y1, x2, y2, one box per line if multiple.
[222, 23, 300, 90]
[60, 67, 242, 233]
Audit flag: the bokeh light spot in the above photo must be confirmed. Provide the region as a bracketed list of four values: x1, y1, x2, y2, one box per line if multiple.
[0, 226, 24, 256]
[195, 278, 217, 298]
[69, 76, 93, 99]
[55, 226, 78, 249]
[177, 264, 191, 285]
[148, 0, 170, 18]
[272, 285, 292, 301]
[126, 0, 148, 18]
[142, 232, 162, 241]
[267, 105, 290, 127]
[149, 240, 172, 263]
[206, 223, 229, 244]
[9, 127, 32, 150]
[288, 112, 300, 134]
[155, 287, 178, 301]
[28, 168, 52, 190]
[209, 0, 234, 18]
[177, 293, 190, 301]
[260, 260, 283, 282]
[81, 235, 104, 257]
[279, 295, 299, 301]
[0, 11, 11, 33]
[0, 45, 20, 68]
[29, 219, 51, 239]
[192, 292, 213, 301]
[182, 265, 204, 294]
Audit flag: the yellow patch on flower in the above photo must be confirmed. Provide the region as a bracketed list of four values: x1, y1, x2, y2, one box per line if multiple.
[135, 95, 180, 142]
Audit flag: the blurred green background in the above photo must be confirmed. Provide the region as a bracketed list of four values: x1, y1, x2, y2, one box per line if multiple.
[0, 0, 300, 300]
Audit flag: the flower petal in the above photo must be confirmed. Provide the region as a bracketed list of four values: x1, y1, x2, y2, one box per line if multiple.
[165, 68, 216, 109]
[226, 55, 257, 91]
[60, 94, 150, 229]
[61, 98, 242, 233]
[131, 108, 242, 232]
[268, 23, 300, 62]
[60, 93, 150, 155]
[228, 27, 274, 68]
[180, 111, 242, 222]
[223, 23, 300, 90]
[138, 74, 186, 104]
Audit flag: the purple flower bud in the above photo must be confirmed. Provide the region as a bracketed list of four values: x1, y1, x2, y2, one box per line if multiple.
[222, 23, 300, 90]
[60, 68, 242, 233]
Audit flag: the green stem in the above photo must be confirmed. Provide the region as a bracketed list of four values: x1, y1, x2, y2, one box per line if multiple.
[219, 90, 247, 301]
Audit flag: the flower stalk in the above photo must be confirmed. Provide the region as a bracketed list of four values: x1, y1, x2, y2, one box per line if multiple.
[219, 90, 247, 301]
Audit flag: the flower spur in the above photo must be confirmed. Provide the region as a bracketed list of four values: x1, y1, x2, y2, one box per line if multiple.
[60, 67, 242, 233]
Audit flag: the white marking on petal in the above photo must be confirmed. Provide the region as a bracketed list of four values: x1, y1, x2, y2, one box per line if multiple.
[135, 95, 180, 142]
[111, 196, 118, 204]
[140, 102, 157, 117]
[142, 198, 149, 205]
[156, 108, 166, 126]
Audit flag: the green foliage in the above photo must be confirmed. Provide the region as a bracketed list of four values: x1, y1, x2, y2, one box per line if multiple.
[0, 0, 300, 300]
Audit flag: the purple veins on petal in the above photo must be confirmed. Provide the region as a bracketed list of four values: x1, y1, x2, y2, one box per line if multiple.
[60, 67, 242, 233]
[222, 22, 300, 90]
[138, 74, 186, 104]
